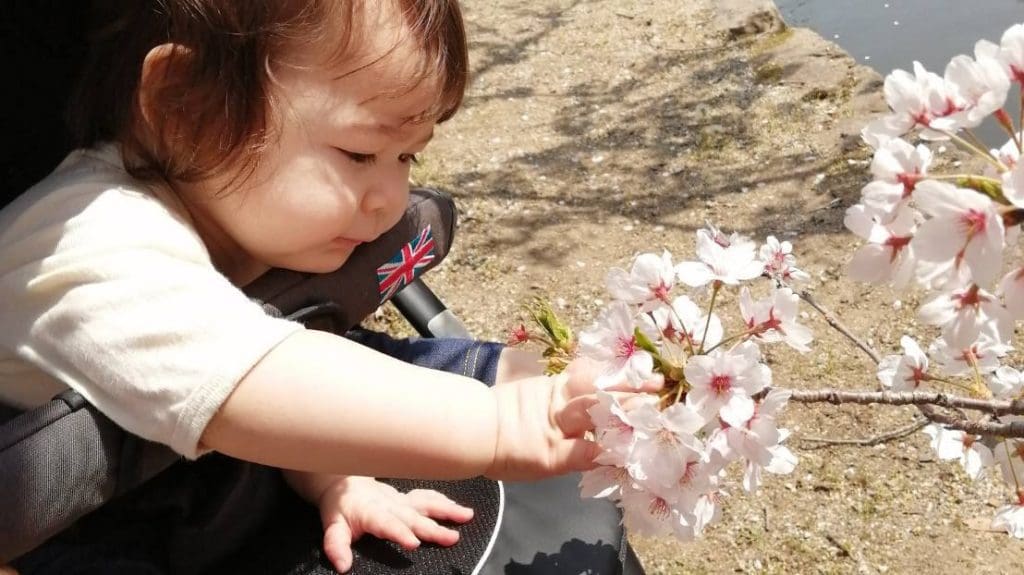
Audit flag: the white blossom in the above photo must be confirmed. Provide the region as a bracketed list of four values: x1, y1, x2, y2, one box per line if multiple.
[998, 23, 1024, 85]
[918, 283, 1014, 348]
[861, 61, 965, 146]
[877, 336, 931, 391]
[860, 138, 932, 217]
[684, 342, 770, 422]
[738, 287, 813, 352]
[944, 40, 1011, 129]
[844, 203, 917, 287]
[759, 236, 810, 284]
[911, 180, 1005, 286]
[1003, 156, 1024, 209]
[578, 301, 658, 389]
[588, 391, 646, 466]
[923, 424, 993, 480]
[627, 402, 705, 493]
[929, 335, 1011, 377]
[992, 133, 1023, 168]
[676, 226, 764, 287]
[992, 500, 1024, 539]
[606, 251, 677, 312]
[650, 295, 723, 350]
[618, 486, 681, 537]
[990, 366, 1024, 400]
[579, 465, 630, 501]
[999, 266, 1024, 320]
[745, 438, 798, 493]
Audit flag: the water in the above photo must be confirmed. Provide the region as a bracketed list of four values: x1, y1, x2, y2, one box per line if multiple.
[775, 0, 1024, 145]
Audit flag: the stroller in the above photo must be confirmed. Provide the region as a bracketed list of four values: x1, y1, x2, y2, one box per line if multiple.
[0, 3, 644, 574]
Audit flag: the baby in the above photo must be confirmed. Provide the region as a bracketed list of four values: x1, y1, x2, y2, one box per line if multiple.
[0, 1, 652, 573]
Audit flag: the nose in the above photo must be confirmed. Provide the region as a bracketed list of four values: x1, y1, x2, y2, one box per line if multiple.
[360, 166, 410, 221]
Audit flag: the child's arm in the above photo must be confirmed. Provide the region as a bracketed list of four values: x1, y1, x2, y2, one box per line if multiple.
[278, 347, 626, 574]
[201, 329, 601, 481]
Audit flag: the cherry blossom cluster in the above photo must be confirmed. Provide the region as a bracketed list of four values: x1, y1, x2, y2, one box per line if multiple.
[571, 227, 810, 539]
[852, 22, 1024, 537]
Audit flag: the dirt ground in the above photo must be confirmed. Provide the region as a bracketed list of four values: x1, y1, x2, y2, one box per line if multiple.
[393, 0, 1024, 572]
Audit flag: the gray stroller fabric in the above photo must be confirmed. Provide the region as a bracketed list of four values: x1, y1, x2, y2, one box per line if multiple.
[0, 390, 180, 563]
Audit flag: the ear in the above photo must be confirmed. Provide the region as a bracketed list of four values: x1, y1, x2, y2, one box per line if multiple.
[137, 43, 191, 136]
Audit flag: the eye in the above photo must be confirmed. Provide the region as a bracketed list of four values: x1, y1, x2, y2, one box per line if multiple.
[339, 149, 376, 165]
[399, 153, 420, 165]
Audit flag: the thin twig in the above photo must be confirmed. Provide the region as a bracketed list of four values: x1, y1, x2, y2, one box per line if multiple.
[824, 533, 852, 557]
[796, 417, 928, 448]
[798, 290, 881, 364]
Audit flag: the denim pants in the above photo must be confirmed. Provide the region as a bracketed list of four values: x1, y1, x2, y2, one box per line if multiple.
[345, 328, 504, 385]
[14, 331, 507, 575]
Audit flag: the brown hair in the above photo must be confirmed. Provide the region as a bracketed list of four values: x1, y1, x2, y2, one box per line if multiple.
[70, 0, 468, 188]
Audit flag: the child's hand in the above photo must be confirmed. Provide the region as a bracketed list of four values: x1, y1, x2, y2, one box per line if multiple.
[483, 355, 661, 481]
[486, 372, 643, 481]
[314, 476, 474, 573]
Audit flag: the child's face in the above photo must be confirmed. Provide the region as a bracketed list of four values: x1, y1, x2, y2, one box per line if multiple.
[182, 5, 439, 282]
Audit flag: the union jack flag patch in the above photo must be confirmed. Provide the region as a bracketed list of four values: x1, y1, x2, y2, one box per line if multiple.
[376, 225, 437, 303]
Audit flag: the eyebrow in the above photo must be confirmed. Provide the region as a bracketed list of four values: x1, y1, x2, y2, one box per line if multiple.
[345, 123, 434, 149]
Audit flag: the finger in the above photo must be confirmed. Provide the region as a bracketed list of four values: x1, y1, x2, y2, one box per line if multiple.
[404, 490, 475, 523]
[552, 437, 603, 474]
[322, 520, 354, 573]
[407, 515, 462, 547]
[605, 372, 665, 393]
[618, 391, 660, 411]
[564, 358, 665, 396]
[564, 359, 601, 397]
[555, 394, 601, 437]
[363, 512, 421, 550]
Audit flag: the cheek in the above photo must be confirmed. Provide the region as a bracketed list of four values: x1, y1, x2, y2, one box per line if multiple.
[269, 155, 357, 218]
[233, 145, 369, 246]
[276, 188, 359, 240]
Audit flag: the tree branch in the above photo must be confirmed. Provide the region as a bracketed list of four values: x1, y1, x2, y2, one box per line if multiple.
[918, 409, 1024, 437]
[773, 386, 1024, 437]
[794, 288, 1017, 436]
[784, 388, 1024, 416]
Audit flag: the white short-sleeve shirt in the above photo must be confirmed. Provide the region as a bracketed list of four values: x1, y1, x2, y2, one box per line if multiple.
[0, 145, 303, 458]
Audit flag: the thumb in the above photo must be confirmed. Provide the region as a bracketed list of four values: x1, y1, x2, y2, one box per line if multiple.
[323, 519, 355, 573]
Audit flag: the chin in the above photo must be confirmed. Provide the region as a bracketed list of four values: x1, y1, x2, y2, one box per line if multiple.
[285, 254, 352, 274]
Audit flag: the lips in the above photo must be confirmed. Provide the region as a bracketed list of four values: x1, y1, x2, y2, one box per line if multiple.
[331, 237, 364, 248]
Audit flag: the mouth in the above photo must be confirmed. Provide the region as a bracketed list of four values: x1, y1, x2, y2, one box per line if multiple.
[330, 237, 365, 249]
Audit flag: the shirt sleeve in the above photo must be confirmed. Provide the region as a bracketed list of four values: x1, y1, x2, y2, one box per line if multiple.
[0, 158, 304, 458]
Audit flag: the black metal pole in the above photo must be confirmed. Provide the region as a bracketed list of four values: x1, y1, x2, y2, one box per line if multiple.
[392, 279, 471, 339]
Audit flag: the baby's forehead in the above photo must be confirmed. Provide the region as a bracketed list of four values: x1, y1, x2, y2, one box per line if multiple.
[287, 0, 463, 127]
[320, 30, 439, 103]
[358, 80, 442, 123]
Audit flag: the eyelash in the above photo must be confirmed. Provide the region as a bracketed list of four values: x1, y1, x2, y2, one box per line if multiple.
[340, 150, 419, 165]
